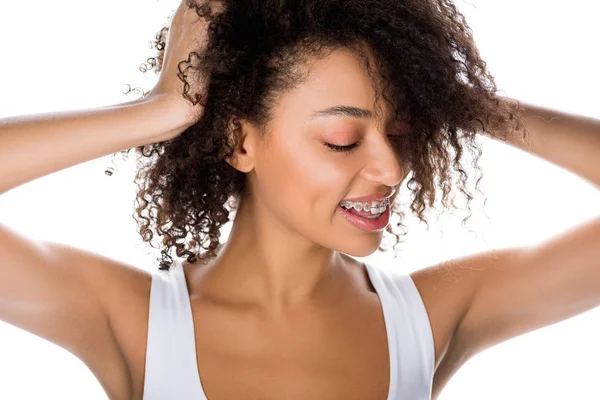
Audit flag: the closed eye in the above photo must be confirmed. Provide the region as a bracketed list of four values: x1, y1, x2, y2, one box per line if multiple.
[324, 133, 406, 153]
[324, 142, 360, 153]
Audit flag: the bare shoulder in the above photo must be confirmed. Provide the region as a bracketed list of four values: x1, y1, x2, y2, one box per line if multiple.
[87, 254, 153, 321]
[408, 247, 525, 399]
[0, 219, 158, 399]
[88, 255, 155, 400]
[67, 249, 154, 400]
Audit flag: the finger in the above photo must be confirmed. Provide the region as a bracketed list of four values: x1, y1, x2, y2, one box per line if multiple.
[184, 0, 224, 23]
[174, 0, 196, 22]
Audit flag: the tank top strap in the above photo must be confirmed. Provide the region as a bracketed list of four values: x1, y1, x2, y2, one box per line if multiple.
[142, 260, 204, 400]
[364, 261, 435, 399]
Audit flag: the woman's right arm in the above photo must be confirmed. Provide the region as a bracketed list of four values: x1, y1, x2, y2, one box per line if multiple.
[0, 93, 196, 397]
[0, 3, 212, 394]
[0, 93, 195, 398]
[0, 93, 191, 196]
[0, 0, 213, 196]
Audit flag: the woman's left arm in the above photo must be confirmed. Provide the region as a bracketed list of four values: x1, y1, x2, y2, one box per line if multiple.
[491, 96, 600, 190]
[443, 97, 600, 363]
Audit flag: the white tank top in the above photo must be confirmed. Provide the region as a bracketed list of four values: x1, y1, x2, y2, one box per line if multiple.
[142, 259, 435, 399]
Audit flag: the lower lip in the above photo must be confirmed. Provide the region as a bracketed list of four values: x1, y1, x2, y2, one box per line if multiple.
[337, 204, 391, 232]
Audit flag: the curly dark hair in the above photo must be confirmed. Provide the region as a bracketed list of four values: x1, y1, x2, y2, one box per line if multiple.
[115, 0, 529, 272]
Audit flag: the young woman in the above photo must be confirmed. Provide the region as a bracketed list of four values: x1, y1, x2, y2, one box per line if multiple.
[1, 0, 598, 399]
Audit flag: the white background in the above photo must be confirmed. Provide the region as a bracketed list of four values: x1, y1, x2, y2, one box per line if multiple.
[1, 0, 599, 398]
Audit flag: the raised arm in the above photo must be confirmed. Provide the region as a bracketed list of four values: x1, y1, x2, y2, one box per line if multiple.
[0, 95, 190, 195]
[428, 98, 600, 398]
[452, 98, 600, 362]
[495, 97, 600, 190]
[0, 0, 214, 195]
[0, 2, 209, 396]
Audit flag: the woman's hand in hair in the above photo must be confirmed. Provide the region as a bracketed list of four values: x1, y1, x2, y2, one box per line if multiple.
[149, 0, 225, 137]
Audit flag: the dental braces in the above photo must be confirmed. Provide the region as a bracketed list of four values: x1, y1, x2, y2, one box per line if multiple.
[340, 198, 390, 213]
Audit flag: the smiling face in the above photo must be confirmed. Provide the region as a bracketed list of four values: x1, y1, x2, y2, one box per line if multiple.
[227, 45, 409, 258]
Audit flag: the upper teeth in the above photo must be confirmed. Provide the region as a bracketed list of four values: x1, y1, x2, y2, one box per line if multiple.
[340, 198, 390, 214]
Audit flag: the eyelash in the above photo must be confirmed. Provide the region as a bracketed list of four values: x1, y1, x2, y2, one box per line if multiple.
[324, 134, 404, 154]
[324, 142, 360, 153]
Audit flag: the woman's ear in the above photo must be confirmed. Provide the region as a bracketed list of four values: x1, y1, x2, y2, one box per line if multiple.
[223, 116, 259, 173]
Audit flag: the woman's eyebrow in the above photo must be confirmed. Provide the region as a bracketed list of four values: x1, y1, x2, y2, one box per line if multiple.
[309, 105, 374, 120]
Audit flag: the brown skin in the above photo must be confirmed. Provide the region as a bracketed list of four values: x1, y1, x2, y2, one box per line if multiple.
[133, 1, 408, 315]
[7, 1, 599, 399]
[129, 0, 528, 273]
[149, 0, 225, 138]
[184, 47, 409, 317]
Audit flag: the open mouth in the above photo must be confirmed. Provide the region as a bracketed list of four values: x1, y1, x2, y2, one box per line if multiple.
[337, 201, 391, 231]
[339, 198, 390, 218]
[340, 203, 387, 219]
